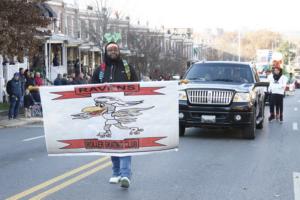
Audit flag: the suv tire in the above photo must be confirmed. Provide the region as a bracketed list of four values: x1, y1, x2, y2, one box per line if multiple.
[179, 125, 185, 137]
[243, 110, 256, 139]
[256, 103, 264, 129]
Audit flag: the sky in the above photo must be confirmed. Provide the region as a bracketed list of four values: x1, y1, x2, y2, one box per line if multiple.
[63, 0, 300, 32]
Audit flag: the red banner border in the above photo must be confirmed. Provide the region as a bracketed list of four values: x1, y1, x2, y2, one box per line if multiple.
[52, 84, 165, 100]
[58, 137, 167, 150]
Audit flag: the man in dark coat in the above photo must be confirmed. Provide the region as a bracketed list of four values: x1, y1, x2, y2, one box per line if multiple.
[91, 42, 138, 83]
[54, 74, 63, 86]
[19, 68, 26, 95]
[6, 73, 22, 119]
[73, 72, 87, 85]
[61, 73, 68, 85]
[91, 42, 138, 189]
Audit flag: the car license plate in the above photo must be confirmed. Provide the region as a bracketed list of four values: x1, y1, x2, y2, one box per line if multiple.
[201, 115, 216, 123]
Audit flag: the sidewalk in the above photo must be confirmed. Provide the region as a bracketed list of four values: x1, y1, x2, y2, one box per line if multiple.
[0, 111, 43, 128]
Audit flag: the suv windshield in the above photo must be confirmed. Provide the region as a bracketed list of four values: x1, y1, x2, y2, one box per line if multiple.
[185, 63, 254, 83]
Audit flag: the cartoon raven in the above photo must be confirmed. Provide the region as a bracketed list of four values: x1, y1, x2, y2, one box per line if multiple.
[71, 96, 154, 138]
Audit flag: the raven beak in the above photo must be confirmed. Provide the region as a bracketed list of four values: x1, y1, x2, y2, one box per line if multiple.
[81, 106, 106, 116]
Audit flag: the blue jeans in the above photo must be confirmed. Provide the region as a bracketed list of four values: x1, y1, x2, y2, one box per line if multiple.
[8, 96, 20, 119]
[111, 156, 131, 178]
[19, 95, 24, 108]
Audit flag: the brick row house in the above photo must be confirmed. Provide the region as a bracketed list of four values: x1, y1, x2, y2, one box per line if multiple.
[41, 0, 195, 81]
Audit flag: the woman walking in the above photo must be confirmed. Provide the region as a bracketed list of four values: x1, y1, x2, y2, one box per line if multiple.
[268, 66, 287, 123]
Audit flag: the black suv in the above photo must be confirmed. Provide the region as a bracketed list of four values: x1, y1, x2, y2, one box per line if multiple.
[179, 61, 269, 139]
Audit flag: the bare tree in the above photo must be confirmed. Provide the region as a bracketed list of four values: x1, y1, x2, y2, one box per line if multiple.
[0, 0, 51, 61]
[214, 30, 282, 61]
[127, 31, 162, 76]
[127, 30, 190, 78]
[91, 0, 112, 50]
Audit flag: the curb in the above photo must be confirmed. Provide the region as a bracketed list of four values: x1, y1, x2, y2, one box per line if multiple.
[0, 110, 7, 116]
[0, 118, 43, 128]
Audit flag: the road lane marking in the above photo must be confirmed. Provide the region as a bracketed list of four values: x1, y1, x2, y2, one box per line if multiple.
[295, 107, 298, 111]
[6, 157, 109, 200]
[294, 172, 300, 200]
[29, 161, 112, 200]
[293, 123, 299, 131]
[22, 135, 44, 142]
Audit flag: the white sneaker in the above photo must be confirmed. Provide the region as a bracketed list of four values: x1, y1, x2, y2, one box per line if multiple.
[109, 176, 121, 184]
[120, 177, 130, 188]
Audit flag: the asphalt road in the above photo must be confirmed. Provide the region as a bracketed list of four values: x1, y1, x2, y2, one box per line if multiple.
[1, 91, 300, 200]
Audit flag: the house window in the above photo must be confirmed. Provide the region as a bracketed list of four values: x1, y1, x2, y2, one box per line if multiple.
[78, 20, 81, 39]
[80, 19, 86, 39]
[67, 16, 73, 36]
[86, 19, 89, 40]
[64, 15, 68, 35]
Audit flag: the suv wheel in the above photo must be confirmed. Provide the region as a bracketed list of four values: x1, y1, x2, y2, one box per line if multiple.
[179, 125, 185, 137]
[243, 110, 256, 139]
[256, 103, 264, 129]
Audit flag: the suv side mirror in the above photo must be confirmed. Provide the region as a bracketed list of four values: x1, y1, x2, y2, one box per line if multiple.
[254, 82, 269, 87]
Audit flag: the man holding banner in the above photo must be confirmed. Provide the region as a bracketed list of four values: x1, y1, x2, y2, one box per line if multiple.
[91, 42, 138, 188]
[39, 42, 178, 191]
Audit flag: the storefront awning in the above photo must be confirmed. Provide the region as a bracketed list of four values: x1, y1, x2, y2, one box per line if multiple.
[67, 38, 84, 47]
[47, 34, 69, 44]
[120, 49, 131, 55]
[79, 42, 101, 52]
[79, 44, 91, 51]
[90, 46, 101, 52]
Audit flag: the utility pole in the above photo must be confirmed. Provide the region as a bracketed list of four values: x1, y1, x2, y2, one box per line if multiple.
[238, 30, 241, 62]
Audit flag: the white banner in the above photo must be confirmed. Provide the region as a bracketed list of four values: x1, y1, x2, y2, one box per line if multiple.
[40, 81, 179, 156]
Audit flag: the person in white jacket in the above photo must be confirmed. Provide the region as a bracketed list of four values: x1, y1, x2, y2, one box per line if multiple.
[267, 66, 287, 122]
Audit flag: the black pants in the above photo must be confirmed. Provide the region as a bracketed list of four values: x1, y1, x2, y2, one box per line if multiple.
[31, 91, 41, 103]
[269, 93, 284, 116]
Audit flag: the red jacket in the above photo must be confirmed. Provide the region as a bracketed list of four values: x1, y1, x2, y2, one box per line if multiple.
[35, 77, 43, 86]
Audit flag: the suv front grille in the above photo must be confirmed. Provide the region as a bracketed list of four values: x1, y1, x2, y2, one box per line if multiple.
[187, 89, 234, 105]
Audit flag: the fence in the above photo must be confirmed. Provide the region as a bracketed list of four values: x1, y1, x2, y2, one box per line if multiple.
[0, 55, 29, 103]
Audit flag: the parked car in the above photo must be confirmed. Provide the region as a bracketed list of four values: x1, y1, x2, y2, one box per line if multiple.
[179, 61, 269, 139]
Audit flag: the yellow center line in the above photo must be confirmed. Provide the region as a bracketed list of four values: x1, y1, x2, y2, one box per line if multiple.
[29, 161, 112, 200]
[6, 157, 109, 200]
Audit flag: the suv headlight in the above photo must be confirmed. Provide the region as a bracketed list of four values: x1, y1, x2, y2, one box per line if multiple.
[179, 90, 187, 100]
[233, 92, 251, 102]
